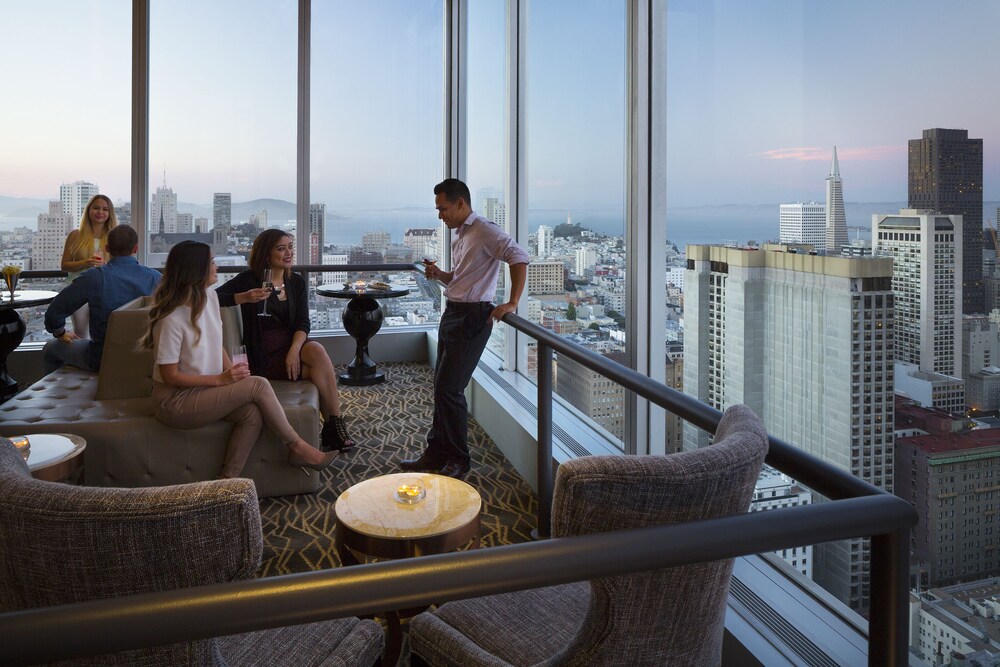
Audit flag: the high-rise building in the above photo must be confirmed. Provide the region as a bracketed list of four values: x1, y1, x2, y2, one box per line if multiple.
[908, 128, 984, 314]
[683, 244, 895, 611]
[213, 193, 232, 232]
[484, 197, 507, 234]
[527, 261, 565, 295]
[825, 148, 848, 254]
[403, 228, 439, 261]
[574, 248, 598, 276]
[779, 202, 826, 250]
[536, 225, 554, 258]
[362, 230, 391, 256]
[59, 181, 99, 225]
[873, 209, 963, 377]
[962, 315, 998, 379]
[555, 350, 626, 440]
[308, 203, 326, 258]
[116, 201, 132, 227]
[176, 212, 193, 234]
[194, 216, 208, 234]
[32, 201, 74, 270]
[894, 399, 1000, 586]
[151, 185, 178, 235]
[665, 341, 684, 454]
[248, 209, 267, 230]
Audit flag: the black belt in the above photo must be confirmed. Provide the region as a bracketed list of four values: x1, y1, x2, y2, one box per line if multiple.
[446, 300, 493, 311]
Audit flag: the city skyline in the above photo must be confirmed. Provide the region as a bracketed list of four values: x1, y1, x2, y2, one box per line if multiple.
[3, 1, 1000, 209]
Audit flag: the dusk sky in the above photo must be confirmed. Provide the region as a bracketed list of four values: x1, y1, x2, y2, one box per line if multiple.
[2, 1, 999, 212]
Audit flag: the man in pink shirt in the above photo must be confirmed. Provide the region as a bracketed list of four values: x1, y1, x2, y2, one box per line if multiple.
[400, 178, 529, 479]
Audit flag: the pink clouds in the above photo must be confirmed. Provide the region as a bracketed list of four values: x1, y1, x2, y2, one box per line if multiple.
[755, 145, 905, 161]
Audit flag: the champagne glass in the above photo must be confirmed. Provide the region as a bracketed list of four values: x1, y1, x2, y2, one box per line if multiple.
[259, 270, 276, 317]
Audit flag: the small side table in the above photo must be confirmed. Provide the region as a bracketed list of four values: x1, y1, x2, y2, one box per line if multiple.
[0, 290, 58, 403]
[335, 472, 481, 665]
[316, 284, 410, 386]
[20, 433, 87, 483]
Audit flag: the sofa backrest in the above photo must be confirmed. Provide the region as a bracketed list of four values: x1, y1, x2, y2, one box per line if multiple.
[96, 295, 155, 400]
[220, 304, 244, 354]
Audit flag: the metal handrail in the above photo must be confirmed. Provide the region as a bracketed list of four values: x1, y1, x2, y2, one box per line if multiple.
[0, 262, 918, 666]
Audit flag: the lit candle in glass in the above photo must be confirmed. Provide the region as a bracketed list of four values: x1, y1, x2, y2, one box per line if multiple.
[394, 479, 425, 504]
[10, 435, 29, 460]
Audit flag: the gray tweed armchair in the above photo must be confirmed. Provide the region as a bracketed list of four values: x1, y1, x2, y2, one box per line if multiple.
[0, 438, 383, 666]
[408, 404, 769, 667]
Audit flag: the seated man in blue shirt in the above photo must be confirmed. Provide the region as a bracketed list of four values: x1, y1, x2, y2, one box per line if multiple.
[43, 225, 161, 374]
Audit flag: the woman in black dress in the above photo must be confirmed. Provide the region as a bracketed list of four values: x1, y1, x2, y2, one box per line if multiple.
[216, 229, 357, 452]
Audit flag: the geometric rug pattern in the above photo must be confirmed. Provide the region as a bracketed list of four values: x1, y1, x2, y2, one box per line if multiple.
[257, 361, 539, 578]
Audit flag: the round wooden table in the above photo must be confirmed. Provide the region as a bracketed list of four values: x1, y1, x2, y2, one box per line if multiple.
[335, 472, 481, 665]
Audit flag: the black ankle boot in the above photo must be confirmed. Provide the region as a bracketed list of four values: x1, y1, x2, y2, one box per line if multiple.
[321, 416, 357, 452]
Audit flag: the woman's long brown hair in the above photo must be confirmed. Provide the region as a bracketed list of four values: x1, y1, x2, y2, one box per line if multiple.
[142, 241, 211, 349]
[248, 228, 293, 282]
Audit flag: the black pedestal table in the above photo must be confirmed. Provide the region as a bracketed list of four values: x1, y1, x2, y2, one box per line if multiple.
[0, 290, 59, 402]
[316, 285, 410, 386]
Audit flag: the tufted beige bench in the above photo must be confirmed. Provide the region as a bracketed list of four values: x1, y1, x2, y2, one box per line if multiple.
[0, 297, 321, 498]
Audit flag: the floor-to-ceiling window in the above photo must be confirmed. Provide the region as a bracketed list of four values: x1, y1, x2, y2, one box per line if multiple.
[0, 1, 131, 341]
[148, 0, 297, 272]
[310, 0, 444, 331]
[521, 0, 629, 448]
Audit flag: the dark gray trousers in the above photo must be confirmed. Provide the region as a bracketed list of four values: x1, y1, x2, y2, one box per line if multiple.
[425, 301, 494, 463]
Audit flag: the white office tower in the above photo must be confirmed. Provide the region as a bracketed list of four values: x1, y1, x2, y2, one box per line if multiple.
[403, 228, 439, 261]
[825, 147, 848, 254]
[322, 253, 349, 286]
[308, 203, 326, 262]
[484, 197, 507, 233]
[683, 245, 895, 612]
[175, 213, 193, 234]
[873, 209, 963, 377]
[779, 202, 826, 250]
[750, 466, 814, 579]
[32, 201, 74, 270]
[362, 230, 391, 255]
[537, 225, 554, 258]
[575, 248, 598, 276]
[59, 181, 99, 225]
[248, 209, 267, 230]
[151, 185, 178, 234]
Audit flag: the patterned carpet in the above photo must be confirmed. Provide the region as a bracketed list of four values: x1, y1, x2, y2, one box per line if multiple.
[256, 361, 539, 577]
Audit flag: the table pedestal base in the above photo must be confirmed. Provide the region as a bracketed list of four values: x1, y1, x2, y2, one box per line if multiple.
[340, 296, 386, 386]
[0, 309, 26, 403]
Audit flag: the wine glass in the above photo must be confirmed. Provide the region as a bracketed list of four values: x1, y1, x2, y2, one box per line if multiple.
[259, 270, 276, 317]
[271, 269, 284, 299]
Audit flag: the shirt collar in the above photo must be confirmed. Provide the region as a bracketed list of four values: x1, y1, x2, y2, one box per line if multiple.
[460, 211, 477, 228]
[108, 255, 139, 264]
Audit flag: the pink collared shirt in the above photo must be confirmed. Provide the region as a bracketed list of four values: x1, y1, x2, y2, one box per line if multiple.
[444, 211, 529, 303]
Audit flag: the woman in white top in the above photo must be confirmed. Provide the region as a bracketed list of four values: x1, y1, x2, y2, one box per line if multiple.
[142, 240, 337, 478]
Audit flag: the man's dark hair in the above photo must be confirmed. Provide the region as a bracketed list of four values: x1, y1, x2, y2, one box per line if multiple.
[107, 224, 139, 257]
[434, 178, 471, 205]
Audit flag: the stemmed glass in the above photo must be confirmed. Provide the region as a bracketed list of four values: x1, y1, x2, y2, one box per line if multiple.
[259, 269, 278, 317]
[259, 268, 284, 316]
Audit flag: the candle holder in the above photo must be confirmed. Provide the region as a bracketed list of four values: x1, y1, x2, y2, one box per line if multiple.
[1, 266, 20, 301]
[394, 478, 426, 504]
[10, 435, 30, 461]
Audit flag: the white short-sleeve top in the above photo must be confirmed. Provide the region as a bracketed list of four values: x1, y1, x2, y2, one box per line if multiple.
[152, 288, 223, 382]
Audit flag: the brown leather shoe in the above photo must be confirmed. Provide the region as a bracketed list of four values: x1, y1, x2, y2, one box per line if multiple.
[439, 459, 471, 479]
[399, 452, 446, 472]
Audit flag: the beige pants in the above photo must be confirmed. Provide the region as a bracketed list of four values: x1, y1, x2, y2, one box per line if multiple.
[152, 376, 298, 478]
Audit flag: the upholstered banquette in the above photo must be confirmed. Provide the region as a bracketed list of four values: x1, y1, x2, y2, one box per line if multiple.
[0, 296, 321, 497]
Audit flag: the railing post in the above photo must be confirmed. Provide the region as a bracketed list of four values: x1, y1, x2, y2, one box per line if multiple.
[533, 341, 553, 539]
[868, 528, 910, 666]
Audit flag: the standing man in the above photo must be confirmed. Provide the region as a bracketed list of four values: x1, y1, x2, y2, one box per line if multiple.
[43, 225, 161, 373]
[400, 178, 529, 479]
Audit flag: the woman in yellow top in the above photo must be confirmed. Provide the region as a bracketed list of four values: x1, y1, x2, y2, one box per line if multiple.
[60, 194, 118, 338]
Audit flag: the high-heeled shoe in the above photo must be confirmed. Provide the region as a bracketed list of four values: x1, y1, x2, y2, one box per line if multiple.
[287, 449, 338, 475]
[321, 415, 357, 452]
